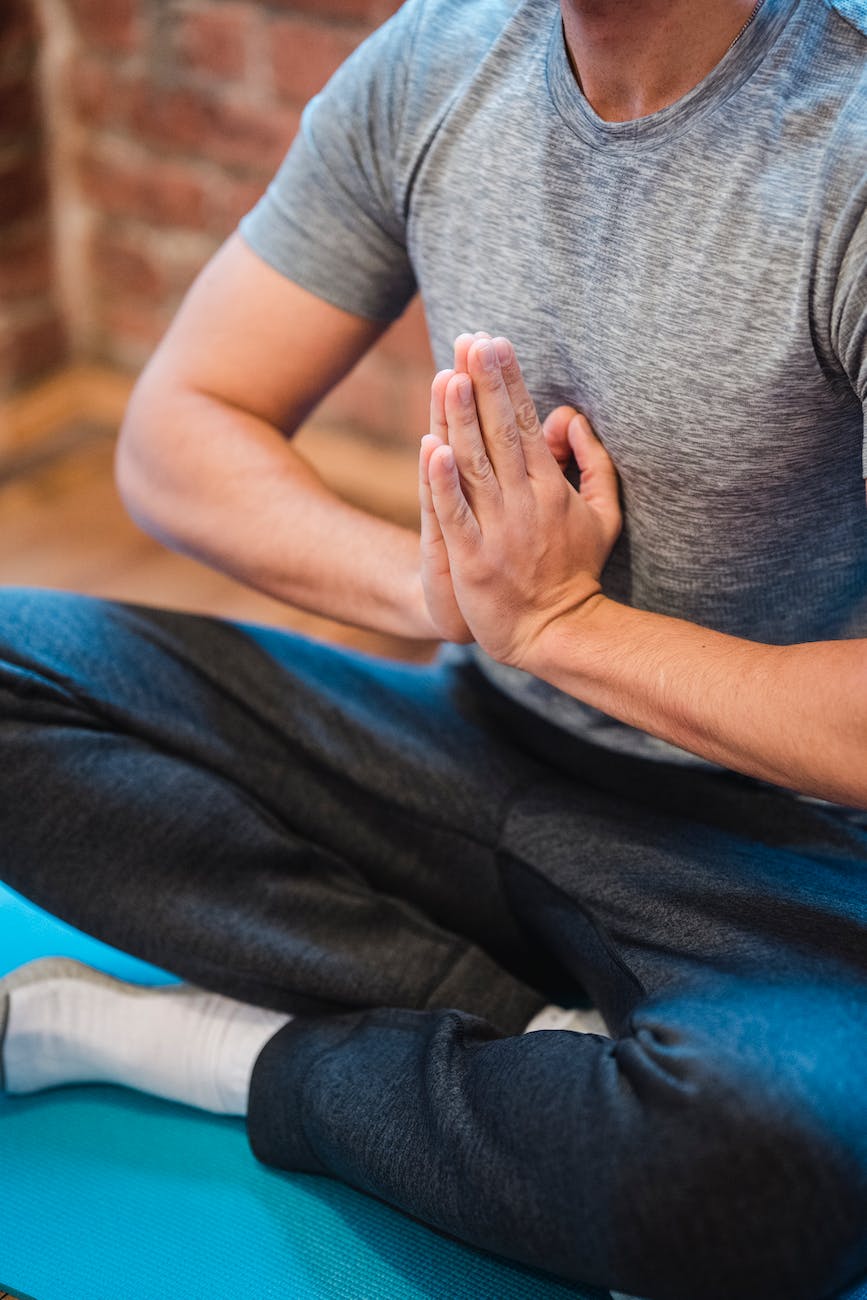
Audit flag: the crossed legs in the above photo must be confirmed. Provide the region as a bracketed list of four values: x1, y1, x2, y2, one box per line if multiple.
[2, 587, 866, 1299]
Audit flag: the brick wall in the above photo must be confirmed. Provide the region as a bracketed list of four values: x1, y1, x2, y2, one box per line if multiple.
[24, 0, 436, 446]
[0, 0, 68, 396]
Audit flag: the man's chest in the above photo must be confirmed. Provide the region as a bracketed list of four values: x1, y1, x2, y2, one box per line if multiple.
[409, 135, 863, 521]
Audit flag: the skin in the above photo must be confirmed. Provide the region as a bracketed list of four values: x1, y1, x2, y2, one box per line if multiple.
[118, 240, 434, 642]
[558, 0, 763, 121]
[416, 1, 867, 812]
[421, 334, 867, 810]
[118, 2, 867, 810]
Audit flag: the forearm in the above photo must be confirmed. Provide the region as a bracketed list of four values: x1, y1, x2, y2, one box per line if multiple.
[529, 596, 867, 809]
[116, 385, 436, 641]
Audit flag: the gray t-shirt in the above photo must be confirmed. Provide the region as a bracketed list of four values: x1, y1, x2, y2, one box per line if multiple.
[239, 0, 867, 818]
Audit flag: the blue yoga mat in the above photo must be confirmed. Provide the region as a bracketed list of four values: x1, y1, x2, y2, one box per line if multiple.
[0, 883, 605, 1300]
[2, 882, 866, 1300]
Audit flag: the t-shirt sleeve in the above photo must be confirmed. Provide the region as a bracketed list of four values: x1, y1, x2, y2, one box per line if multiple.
[238, 1, 423, 323]
[830, 194, 867, 475]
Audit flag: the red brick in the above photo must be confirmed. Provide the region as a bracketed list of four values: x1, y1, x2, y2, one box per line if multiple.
[269, 16, 364, 105]
[1, 0, 36, 36]
[90, 229, 167, 303]
[0, 0, 37, 79]
[0, 155, 48, 225]
[67, 57, 139, 131]
[128, 83, 212, 153]
[0, 224, 54, 300]
[98, 301, 171, 369]
[134, 82, 299, 175]
[78, 149, 209, 229]
[173, 6, 251, 82]
[0, 312, 67, 392]
[0, 72, 41, 143]
[207, 100, 299, 173]
[67, 0, 139, 55]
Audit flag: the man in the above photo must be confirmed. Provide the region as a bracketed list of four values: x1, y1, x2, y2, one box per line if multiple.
[1, 1, 866, 1296]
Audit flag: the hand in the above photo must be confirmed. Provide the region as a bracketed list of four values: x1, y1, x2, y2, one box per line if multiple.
[419, 341, 478, 643]
[419, 332, 500, 643]
[426, 335, 622, 669]
[419, 334, 588, 643]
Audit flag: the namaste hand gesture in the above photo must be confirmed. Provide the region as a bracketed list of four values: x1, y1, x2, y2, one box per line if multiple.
[418, 332, 622, 669]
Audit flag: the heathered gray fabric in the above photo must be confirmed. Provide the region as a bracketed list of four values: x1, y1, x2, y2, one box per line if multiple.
[239, 0, 867, 815]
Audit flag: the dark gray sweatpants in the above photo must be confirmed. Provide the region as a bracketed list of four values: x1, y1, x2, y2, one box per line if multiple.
[1, 587, 866, 1300]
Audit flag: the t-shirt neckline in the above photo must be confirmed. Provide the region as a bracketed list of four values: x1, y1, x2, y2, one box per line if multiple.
[546, 0, 804, 150]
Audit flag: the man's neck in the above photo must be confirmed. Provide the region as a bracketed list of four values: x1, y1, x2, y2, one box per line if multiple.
[560, 0, 760, 122]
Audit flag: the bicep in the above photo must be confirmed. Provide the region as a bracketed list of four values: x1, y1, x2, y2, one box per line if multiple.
[131, 231, 388, 434]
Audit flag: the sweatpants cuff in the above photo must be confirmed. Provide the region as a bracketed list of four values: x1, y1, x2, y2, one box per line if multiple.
[245, 960, 546, 1176]
[246, 1012, 363, 1174]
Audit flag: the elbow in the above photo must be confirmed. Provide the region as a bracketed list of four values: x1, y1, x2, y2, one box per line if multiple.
[115, 402, 151, 532]
[114, 400, 143, 521]
[113, 372, 176, 543]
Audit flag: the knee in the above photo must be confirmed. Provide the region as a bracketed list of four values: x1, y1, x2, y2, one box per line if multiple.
[0, 587, 93, 667]
[610, 980, 867, 1300]
[0, 587, 144, 699]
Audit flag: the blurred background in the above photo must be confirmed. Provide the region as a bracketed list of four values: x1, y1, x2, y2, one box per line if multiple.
[0, 0, 438, 662]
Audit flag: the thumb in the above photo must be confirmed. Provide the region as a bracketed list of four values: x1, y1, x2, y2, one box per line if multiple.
[542, 405, 578, 471]
[567, 413, 622, 537]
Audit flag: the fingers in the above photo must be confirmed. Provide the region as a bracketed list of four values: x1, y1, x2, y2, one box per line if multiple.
[419, 432, 441, 522]
[567, 413, 623, 540]
[428, 439, 482, 551]
[453, 331, 490, 375]
[443, 370, 502, 505]
[542, 405, 578, 472]
[491, 338, 559, 479]
[423, 372, 454, 554]
[430, 367, 454, 444]
[461, 337, 529, 489]
[419, 433, 451, 575]
[447, 332, 566, 494]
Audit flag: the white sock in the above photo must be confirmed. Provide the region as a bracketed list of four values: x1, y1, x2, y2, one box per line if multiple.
[0, 958, 292, 1114]
[523, 1002, 611, 1037]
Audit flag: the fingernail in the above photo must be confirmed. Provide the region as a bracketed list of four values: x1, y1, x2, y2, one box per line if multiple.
[476, 341, 497, 372]
[495, 339, 511, 365]
[456, 376, 473, 406]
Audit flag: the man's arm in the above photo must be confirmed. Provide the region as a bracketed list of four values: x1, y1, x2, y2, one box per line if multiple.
[116, 233, 437, 641]
[530, 598, 867, 810]
[425, 335, 867, 811]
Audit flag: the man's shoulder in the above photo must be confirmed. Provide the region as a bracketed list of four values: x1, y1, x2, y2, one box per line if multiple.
[395, 0, 536, 133]
[407, 0, 526, 61]
[826, 0, 867, 41]
[411, 0, 522, 27]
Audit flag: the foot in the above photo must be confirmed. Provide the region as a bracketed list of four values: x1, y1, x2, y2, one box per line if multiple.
[0, 957, 292, 1114]
[524, 1002, 610, 1036]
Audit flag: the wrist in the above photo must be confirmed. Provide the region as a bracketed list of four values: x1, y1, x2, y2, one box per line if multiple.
[520, 586, 612, 681]
[403, 564, 442, 640]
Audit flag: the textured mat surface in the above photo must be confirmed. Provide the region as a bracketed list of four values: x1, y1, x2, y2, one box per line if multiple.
[0, 883, 605, 1300]
[3, 883, 866, 1300]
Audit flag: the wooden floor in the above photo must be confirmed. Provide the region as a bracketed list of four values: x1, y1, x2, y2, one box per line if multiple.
[0, 365, 438, 664]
